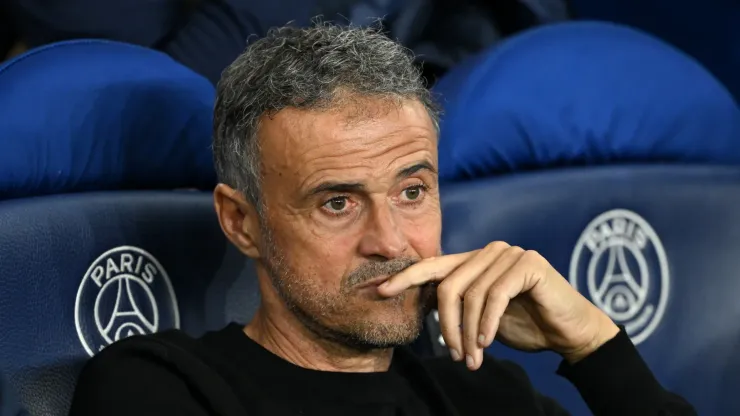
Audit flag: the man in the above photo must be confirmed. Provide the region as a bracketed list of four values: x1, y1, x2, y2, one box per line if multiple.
[69, 23, 695, 415]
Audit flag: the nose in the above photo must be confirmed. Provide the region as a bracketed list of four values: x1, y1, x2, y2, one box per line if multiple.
[357, 201, 409, 260]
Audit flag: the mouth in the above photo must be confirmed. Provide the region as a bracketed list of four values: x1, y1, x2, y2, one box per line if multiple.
[354, 275, 393, 290]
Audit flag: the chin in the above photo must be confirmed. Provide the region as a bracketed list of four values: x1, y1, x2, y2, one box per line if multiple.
[288, 286, 434, 351]
[350, 315, 425, 350]
[340, 294, 428, 349]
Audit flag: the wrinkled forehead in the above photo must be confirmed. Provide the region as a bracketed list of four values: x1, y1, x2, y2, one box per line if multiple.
[257, 98, 438, 182]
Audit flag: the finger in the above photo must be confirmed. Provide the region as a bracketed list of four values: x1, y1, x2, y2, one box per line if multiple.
[462, 246, 525, 369]
[479, 260, 534, 348]
[435, 243, 511, 363]
[377, 250, 479, 297]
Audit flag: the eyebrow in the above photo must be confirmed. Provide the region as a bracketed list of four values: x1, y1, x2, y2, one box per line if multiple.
[396, 161, 436, 180]
[306, 161, 437, 197]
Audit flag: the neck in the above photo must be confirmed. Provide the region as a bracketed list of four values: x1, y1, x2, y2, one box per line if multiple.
[244, 304, 394, 373]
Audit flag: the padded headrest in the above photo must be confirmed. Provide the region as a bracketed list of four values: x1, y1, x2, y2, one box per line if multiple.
[0, 40, 217, 200]
[434, 21, 740, 182]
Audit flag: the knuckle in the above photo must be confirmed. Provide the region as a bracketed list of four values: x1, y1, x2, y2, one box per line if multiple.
[487, 284, 505, 301]
[507, 245, 525, 255]
[521, 249, 544, 263]
[485, 241, 510, 252]
[463, 287, 484, 304]
[436, 281, 455, 298]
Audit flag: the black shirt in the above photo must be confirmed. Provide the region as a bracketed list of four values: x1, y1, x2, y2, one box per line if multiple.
[68, 323, 695, 416]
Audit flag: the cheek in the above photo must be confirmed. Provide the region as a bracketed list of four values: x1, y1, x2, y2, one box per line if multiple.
[281, 222, 360, 285]
[404, 208, 442, 258]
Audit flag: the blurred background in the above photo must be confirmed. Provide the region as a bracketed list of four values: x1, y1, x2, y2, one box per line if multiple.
[2, 1, 740, 415]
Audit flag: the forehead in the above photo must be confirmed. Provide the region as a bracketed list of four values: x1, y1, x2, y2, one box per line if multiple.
[258, 98, 438, 184]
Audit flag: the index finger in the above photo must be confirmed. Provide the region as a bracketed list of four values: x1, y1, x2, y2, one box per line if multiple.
[377, 250, 480, 296]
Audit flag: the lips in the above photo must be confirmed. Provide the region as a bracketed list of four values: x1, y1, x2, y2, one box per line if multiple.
[354, 275, 392, 290]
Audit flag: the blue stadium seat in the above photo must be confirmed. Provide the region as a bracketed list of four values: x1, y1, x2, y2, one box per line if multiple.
[439, 166, 740, 415]
[0, 192, 257, 415]
[0, 40, 232, 415]
[431, 21, 740, 415]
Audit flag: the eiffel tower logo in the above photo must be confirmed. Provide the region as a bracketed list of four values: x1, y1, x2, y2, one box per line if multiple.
[570, 209, 670, 346]
[96, 275, 159, 345]
[76, 246, 181, 357]
[591, 244, 647, 322]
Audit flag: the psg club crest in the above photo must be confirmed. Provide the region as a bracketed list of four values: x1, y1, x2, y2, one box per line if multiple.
[75, 246, 180, 356]
[569, 209, 670, 345]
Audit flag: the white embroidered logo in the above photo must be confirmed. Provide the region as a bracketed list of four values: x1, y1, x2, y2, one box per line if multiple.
[75, 246, 180, 356]
[569, 209, 669, 345]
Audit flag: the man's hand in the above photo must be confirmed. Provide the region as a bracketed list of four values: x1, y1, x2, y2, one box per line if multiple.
[377, 242, 620, 370]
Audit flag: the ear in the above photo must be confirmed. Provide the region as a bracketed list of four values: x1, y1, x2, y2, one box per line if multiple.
[213, 183, 262, 259]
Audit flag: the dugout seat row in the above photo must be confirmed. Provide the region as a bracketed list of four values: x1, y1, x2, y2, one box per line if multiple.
[1, 21, 740, 416]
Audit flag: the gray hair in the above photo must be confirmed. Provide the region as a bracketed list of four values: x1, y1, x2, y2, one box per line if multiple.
[212, 22, 440, 207]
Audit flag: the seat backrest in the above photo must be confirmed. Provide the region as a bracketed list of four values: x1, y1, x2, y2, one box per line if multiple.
[0, 191, 259, 415]
[430, 21, 740, 415]
[0, 39, 224, 415]
[439, 166, 740, 415]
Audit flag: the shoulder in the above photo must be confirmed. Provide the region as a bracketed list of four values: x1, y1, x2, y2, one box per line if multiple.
[78, 329, 203, 376]
[69, 329, 236, 416]
[70, 330, 199, 397]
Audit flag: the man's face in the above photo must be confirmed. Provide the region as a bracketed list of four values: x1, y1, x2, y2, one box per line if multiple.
[256, 97, 441, 350]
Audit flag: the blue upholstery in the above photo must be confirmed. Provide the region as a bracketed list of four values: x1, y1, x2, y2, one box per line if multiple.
[0, 192, 257, 415]
[439, 165, 740, 415]
[0, 40, 217, 200]
[431, 20, 740, 415]
[433, 21, 740, 183]
[0, 39, 228, 414]
[5, 176, 736, 415]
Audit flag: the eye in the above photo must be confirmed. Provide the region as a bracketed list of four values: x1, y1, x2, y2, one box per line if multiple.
[401, 184, 427, 202]
[327, 197, 347, 211]
[322, 196, 352, 216]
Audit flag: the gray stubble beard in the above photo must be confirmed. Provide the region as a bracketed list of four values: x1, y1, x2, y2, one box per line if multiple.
[259, 223, 435, 352]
